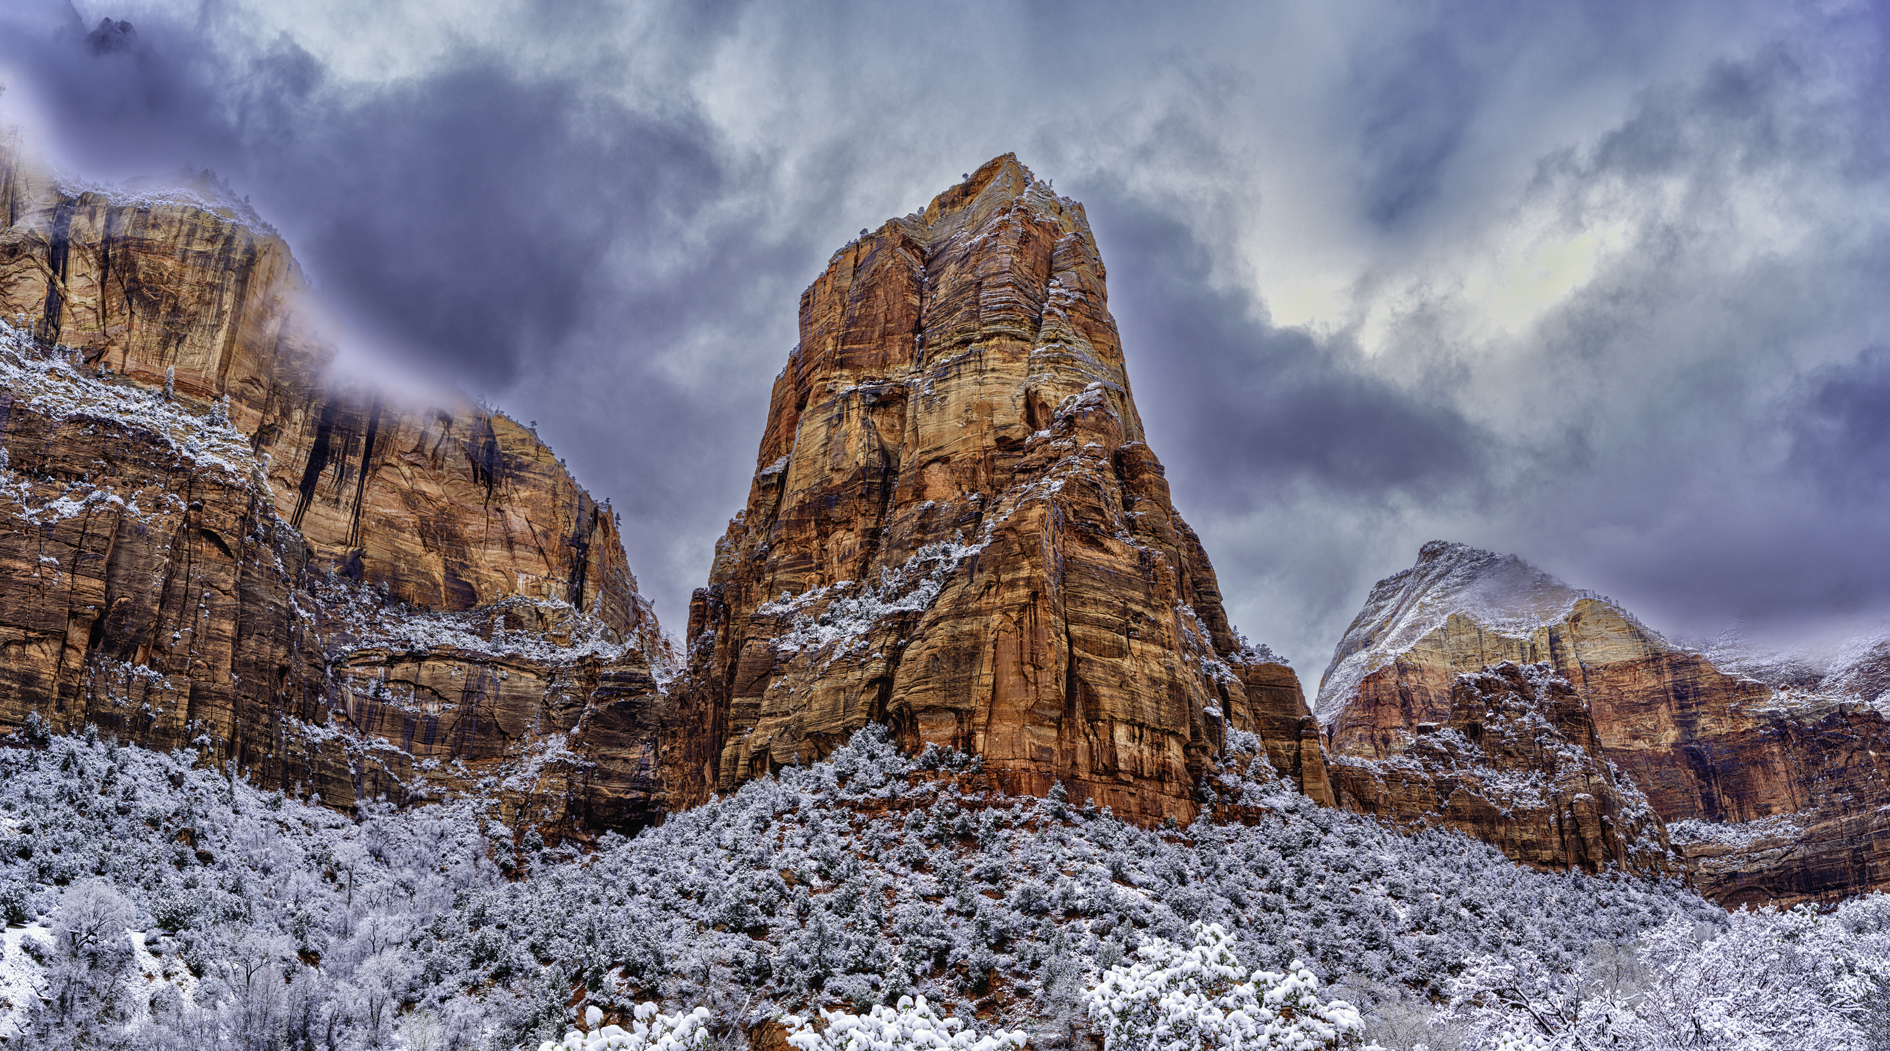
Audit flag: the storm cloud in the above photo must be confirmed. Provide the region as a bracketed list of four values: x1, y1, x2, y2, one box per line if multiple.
[3, 0, 1888, 676]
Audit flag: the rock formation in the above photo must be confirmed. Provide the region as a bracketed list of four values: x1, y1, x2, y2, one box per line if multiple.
[1318, 540, 1890, 903]
[1329, 659, 1671, 875]
[678, 154, 1327, 825]
[0, 132, 648, 632]
[0, 127, 670, 833]
[0, 133, 1331, 835]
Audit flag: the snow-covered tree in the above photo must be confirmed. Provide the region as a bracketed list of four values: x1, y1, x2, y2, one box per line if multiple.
[1441, 908, 1880, 1050]
[1087, 923, 1365, 1050]
[786, 995, 1027, 1051]
[537, 1002, 712, 1051]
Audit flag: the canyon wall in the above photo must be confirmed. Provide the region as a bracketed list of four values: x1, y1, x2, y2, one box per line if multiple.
[0, 130, 670, 834]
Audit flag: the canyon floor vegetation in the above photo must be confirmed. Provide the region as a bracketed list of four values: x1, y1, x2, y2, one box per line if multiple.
[3, 723, 1876, 1049]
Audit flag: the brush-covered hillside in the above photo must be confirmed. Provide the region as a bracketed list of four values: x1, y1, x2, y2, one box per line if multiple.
[5, 724, 1886, 1051]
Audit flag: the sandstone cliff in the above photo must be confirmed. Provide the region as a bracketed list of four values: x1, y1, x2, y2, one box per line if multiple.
[1319, 540, 1890, 903]
[0, 131, 649, 633]
[0, 128, 669, 833]
[679, 155, 1328, 825]
[1329, 657, 1671, 875]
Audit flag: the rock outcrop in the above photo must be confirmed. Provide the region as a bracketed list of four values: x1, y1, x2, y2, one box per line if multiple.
[1329, 659, 1670, 875]
[0, 132, 648, 633]
[678, 155, 1326, 825]
[1318, 540, 1890, 903]
[0, 128, 670, 833]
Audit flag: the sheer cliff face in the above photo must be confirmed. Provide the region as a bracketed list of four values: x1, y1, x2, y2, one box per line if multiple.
[0, 131, 667, 832]
[0, 134, 650, 640]
[1320, 541, 1890, 903]
[681, 155, 1327, 824]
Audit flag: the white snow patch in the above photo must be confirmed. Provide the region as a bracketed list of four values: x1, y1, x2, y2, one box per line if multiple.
[0, 924, 51, 1041]
[0, 321, 265, 488]
[765, 536, 987, 661]
[1668, 813, 1806, 849]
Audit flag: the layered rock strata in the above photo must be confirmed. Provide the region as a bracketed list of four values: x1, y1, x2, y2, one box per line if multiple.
[679, 154, 1326, 825]
[1329, 660, 1670, 874]
[1318, 541, 1890, 903]
[0, 130, 669, 833]
[0, 133, 648, 632]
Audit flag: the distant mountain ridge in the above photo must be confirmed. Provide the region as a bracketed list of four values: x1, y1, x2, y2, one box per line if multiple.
[1318, 540, 1890, 904]
[1315, 540, 1664, 720]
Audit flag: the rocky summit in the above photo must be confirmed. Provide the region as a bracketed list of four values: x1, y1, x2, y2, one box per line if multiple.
[1317, 539, 1890, 904]
[676, 154, 1328, 825]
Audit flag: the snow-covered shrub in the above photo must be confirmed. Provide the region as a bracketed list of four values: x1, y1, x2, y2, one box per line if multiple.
[537, 1002, 712, 1051]
[0, 722, 1722, 1049]
[785, 994, 1027, 1051]
[1087, 923, 1364, 1050]
[1438, 951, 1582, 1050]
[1441, 906, 1887, 1051]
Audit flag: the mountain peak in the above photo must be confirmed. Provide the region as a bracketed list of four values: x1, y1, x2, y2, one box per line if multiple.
[1317, 538, 1890, 904]
[676, 160, 1325, 824]
[1315, 541, 1589, 718]
[922, 153, 1033, 216]
[1416, 538, 1486, 563]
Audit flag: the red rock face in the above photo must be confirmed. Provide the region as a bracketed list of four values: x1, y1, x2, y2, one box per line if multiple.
[0, 129, 669, 834]
[1330, 661, 1672, 875]
[0, 134, 651, 641]
[1234, 660, 1334, 808]
[676, 155, 1327, 825]
[1320, 541, 1890, 903]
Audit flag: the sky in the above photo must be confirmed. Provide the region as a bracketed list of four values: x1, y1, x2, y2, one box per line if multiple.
[3, 0, 1889, 677]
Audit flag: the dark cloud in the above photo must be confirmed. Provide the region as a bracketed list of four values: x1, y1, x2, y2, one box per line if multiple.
[1092, 195, 1489, 508]
[0, 7, 265, 174]
[282, 65, 729, 386]
[1347, 24, 1482, 228]
[85, 19, 136, 56]
[1791, 347, 1890, 504]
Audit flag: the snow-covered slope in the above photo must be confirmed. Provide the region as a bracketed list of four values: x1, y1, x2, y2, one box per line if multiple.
[1696, 630, 1828, 692]
[1314, 541, 1646, 720]
[1698, 625, 1890, 712]
[1823, 633, 1890, 707]
[0, 725, 1715, 1050]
